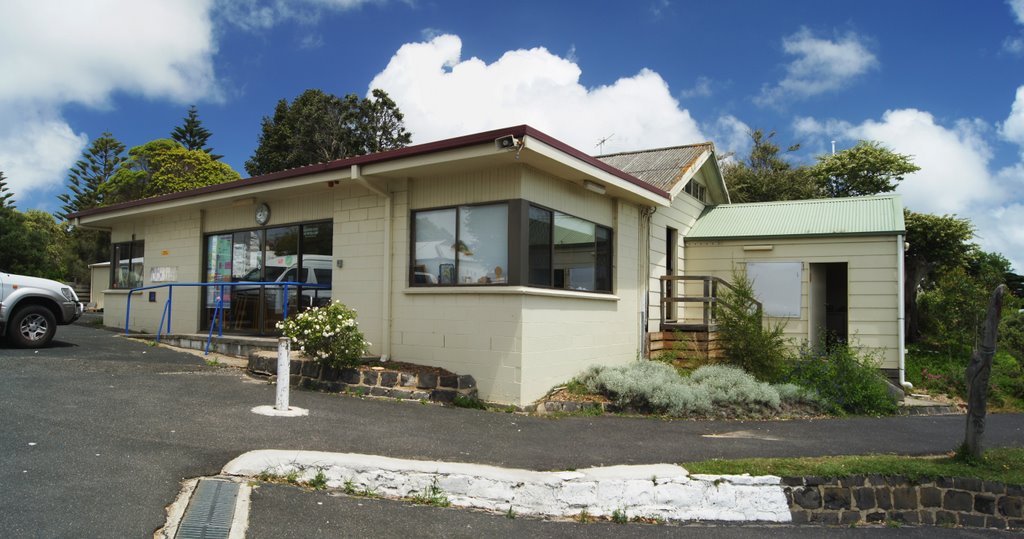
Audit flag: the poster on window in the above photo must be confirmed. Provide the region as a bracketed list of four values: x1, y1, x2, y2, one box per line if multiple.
[206, 235, 233, 308]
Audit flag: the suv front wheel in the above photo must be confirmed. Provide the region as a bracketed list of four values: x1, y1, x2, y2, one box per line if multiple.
[9, 305, 57, 348]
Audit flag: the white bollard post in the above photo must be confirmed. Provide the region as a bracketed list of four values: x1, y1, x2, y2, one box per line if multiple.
[276, 337, 290, 411]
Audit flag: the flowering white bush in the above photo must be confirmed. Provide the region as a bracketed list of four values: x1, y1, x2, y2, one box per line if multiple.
[276, 301, 370, 368]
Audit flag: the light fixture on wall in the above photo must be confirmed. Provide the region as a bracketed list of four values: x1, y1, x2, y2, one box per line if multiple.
[582, 180, 606, 195]
[231, 197, 256, 207]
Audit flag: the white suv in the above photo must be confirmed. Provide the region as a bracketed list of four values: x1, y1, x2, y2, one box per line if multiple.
[0, 270, 83, 348]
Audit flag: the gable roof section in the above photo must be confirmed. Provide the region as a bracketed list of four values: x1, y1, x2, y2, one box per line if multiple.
[596, 143, 712, 191]
[686, 194, 905, 240]
[70, 125, 670, 221]
[596, 142, 729, 204]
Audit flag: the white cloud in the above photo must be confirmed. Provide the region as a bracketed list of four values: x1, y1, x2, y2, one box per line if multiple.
[680, 76, 713, 99]
[0, 0, 219, 106]
[757, 28, 877, 106]
[216, 0, 384, 31]
[0, 107, 87, 203]
[797, 108, 1024, 271]
[1001, 85, 1024, 149]
[0, 0, 222, 207]
[1011, 0, 1024, 24]
[368, 34, 704, 154]
[705, 115, 751, 162]
[1005, 0, 1024, 54]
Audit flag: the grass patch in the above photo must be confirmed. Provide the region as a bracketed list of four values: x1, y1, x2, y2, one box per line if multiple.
[451, 395, 486, 409]
[682, 447, 1024, 485]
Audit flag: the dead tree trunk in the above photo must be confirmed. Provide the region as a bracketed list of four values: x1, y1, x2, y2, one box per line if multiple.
[962, 284, 1007, 460]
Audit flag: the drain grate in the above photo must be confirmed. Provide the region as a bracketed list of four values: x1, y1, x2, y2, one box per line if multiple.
[175, 479, 240, 539]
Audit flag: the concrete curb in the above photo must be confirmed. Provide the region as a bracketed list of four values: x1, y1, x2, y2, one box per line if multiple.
[222, 450, 791, 523]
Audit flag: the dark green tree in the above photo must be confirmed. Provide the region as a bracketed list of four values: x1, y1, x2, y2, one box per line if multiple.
[359, 88, 413, 154]
[0, 209, 70, 279]
[810, 140, 920, 198]
[904, 210, 976, 341]
[55, 133, 126, 282]
[0, 168, 14, 209]
[56, 133, 125, 221]
[171, 105, 221, 160]
[245, 88, 412, 176]
[720, 129, 819, 203]
[101, 139, 240, 205]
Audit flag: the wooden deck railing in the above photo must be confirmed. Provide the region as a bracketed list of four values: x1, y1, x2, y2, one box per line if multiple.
[658, 275, 762, 331]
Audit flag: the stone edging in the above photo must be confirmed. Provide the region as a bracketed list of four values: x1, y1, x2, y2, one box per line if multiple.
[222, 450, 791, 522]
[784, 475, 1023, 529]
[247, 355, 478, 404]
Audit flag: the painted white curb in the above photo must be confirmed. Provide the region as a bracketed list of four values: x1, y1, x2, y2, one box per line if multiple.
[223, 450, 791, 522]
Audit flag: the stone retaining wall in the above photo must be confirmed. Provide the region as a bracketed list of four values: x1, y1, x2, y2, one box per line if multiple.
[247, 355, 478, 404]
[784, 475, 1023, 529]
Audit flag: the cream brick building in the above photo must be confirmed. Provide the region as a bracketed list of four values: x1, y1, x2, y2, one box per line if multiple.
[72, 125, 907, 405]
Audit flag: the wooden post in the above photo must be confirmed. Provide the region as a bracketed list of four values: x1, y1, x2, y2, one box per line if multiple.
[963, 284, 1007, 460]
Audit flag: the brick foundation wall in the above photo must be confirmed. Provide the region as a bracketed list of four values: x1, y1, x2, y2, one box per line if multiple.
[247, 355, 478, 403]
[784, 475, 1023, 529]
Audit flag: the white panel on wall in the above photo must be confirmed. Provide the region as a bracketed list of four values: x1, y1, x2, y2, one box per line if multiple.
[746, 261, 802, 317]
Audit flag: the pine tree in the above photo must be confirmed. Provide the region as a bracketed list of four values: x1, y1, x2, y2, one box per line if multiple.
[0, 168, 14, 209]
[56, 133, 126, 221]
[171, 105, 221, 160]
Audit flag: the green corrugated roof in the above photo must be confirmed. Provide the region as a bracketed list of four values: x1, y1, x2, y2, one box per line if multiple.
[687, 195, 905, 239]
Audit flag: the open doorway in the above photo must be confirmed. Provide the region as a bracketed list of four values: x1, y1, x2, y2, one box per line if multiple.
[809, 262, 848, 350]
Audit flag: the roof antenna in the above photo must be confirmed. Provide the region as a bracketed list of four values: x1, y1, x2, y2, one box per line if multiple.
[595, 133, 614, 155]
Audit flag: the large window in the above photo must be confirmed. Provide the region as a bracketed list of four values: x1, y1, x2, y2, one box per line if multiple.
[410, 200, 612, 293]
[110, 240, 144, 289]
[528, 206, 612, 293]
[412, 203, 508, 285]
[203, 221, 332, 335]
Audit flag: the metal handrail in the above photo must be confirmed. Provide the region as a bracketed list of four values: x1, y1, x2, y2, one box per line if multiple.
[125, 281, 330, 354]
[658, 275, 762, 329]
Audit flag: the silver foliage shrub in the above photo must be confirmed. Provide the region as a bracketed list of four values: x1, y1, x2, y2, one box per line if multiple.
[689, 364, 781, 409]
[576, 361, 814, 416]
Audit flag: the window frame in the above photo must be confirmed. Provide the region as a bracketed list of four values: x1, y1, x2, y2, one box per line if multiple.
[408, 199, 614, 294]
[409, 201, 512, 287]
[109, 239, 144, 289]
[526, 202, 614, 294]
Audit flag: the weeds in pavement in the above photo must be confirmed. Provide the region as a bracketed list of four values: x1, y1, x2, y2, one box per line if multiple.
[409, 478, 450, 507]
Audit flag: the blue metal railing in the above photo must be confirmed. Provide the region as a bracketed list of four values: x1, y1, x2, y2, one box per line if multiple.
[125, 281, 330, 354]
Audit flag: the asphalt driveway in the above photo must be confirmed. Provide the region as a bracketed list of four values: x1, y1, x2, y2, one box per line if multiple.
[2, 323, 1022, 537]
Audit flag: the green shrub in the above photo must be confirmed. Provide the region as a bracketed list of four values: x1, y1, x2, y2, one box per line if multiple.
[716, 272, 793, 381]
[907, 345, 1024, 411]
[277, 301, 369, 368]
[787, 345, 897, 416]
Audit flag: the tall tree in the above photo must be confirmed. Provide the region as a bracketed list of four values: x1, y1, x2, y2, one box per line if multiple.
[171, 105, 221, 160]
[904, 210, 976, 341]
[720, 129, 819, 203]
[56, 133, 125, 221]
[55, 133, 126, 282]
[0, 168, 14, 209]
[810, 140, 920, 198]
[359, 88, 413, 154]
[100, 139, 240, 205]
[245, 88, 412, 176]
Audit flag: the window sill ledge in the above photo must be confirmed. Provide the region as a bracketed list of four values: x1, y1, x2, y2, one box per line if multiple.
[403, 286, 619, 301]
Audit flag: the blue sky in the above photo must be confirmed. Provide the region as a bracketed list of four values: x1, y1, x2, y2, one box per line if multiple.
[2, 0, 1024, 269]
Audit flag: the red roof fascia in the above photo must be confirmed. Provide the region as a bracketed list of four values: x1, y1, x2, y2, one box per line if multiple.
[70, 125, 666, 219]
